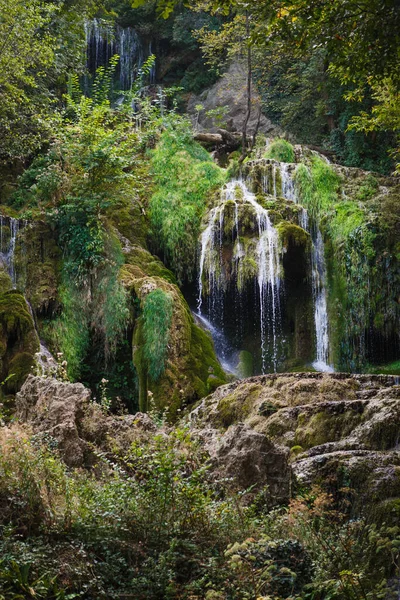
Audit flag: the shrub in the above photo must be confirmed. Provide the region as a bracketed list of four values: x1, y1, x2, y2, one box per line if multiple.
[265, 138, 296, 163]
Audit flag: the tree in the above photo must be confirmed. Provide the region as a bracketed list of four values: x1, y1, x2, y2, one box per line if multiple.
[0, 0, 102, 163]
[132, 0, 400, 169]
[0, 0, 56, 160]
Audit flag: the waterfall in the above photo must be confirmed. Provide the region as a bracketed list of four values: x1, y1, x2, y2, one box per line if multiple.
[310, 229, 334, 372]
[259, 159, 333, 372]
[198, 179, 282, 373]
[194, 312, 238, 375]
[85, 19, 144, 91]
[280, 163, 297, 202]
[0, 216, 20, 288]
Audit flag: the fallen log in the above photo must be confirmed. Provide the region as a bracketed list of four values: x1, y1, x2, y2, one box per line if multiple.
[193, 132, 223, 144]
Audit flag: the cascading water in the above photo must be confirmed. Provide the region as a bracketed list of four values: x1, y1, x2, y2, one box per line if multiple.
[198, 179, 282, 373]
[85, 19, 144, 91]
[310, 229, 334, 372]
[0, 216, 20, 287]
[193, 312, 238, 375]
[270, 160, 333, 372]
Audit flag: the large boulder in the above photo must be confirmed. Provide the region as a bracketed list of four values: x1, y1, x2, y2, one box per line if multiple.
[189, 373, 400, 514]
[212, 423, 290, 504]
[16, 375, 91, 467]
[188, 62, 280, 137]
[16, 375, 157, 467]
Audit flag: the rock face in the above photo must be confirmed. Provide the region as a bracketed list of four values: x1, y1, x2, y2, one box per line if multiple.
[16, 375, 91, 467]
[212, 423, 290, 503]
[190, 373, 400, 516]
[188, 62, 280, 137]
[16, 375, 157, 467]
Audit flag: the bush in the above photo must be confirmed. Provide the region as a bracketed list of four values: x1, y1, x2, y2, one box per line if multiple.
[264, 138, 296, 163]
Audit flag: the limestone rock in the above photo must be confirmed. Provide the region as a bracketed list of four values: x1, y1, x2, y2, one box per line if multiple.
[189, 373, 400, 512]
[16, 375, 90, 467]
[16, 375, 158, 466]
[188, 62, 280, 137]
[212, 423, 290, 504]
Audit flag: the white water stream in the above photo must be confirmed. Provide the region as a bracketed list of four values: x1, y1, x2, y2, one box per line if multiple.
[0, 216, 20, 288]
[198, 179, 282, 373]
[268, 161, 333, 372]
[198, 157, 334, 375]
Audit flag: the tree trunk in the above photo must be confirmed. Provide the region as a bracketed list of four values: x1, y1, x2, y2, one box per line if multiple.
[239, 12, 252, 164]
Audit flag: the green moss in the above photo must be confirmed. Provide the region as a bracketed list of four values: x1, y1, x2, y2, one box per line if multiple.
[294, 409, 363, 450]
[366, 360, 400, 375]
[237, 350, 253, 378]
[293, 156, 400, 371]
[127, 248, 227, 417]
[0, 270, 12, 292]
[14, 222, 61, 316]
[187, 323, 226, 397]
[356, 174, 379, 201]
[276, 222, 310, 249]
[264, 139, 296, 163]
[142, 289, 173, 382]
[0, 290, 39, 393]
[150, 125, 226, 284]
[215, 384, 262, 429]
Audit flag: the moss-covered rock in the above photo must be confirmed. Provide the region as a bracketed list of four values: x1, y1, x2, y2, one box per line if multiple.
[276, 222, 310, 250]
[0, 290, 39, 394]
[0, 269, 12, 292]
[14, 221, 61, 317]
[121, 247, 226, 417]
[189, 372, 400, 514]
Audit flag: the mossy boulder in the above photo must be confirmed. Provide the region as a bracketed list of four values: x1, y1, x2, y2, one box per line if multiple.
[190, 373, 400, 514]
[121, 247, 226, 417]
[0, 269, 12, 292]
[0, 290, 39, 394]
[14, 221, 61, 317]
[277, 222, 310, 250]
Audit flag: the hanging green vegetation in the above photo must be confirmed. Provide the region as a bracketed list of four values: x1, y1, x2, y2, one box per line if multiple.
[294, 154, 399, 370]
[294, 156, 340, 218]
[150, 118, 226, 284]
[142, 289, 173, 381]
[264, 139, 296, 163]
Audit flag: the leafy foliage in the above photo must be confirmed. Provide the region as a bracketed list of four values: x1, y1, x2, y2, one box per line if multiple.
[1, 428, 399, 599]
